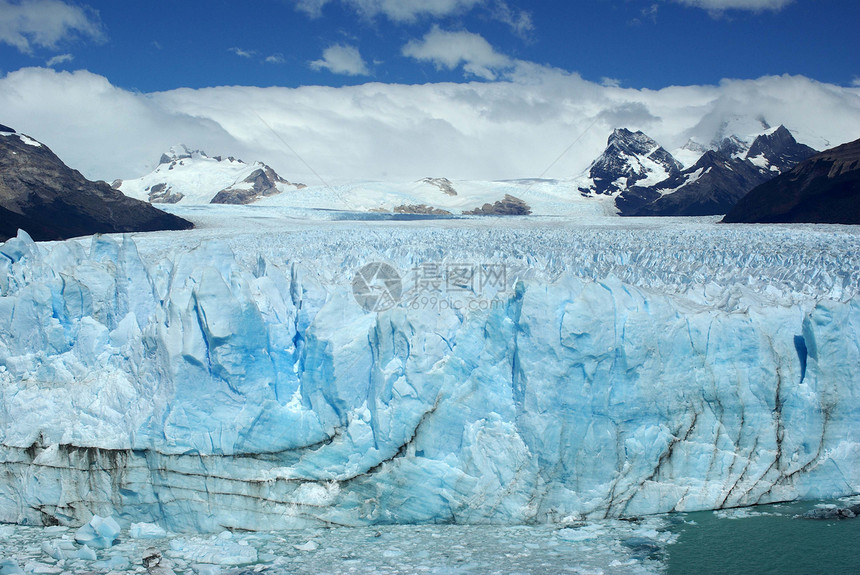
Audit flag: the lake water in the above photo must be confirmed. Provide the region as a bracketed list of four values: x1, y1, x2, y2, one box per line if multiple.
[1, 497, 858, 574]
[667, 499, 860, 575]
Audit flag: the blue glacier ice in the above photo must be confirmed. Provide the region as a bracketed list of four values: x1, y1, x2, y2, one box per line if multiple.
[74, 515, 121, 549]
[0, 216, 858, 532]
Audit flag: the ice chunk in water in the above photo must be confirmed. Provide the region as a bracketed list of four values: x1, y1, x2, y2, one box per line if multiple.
[0, 559, 23, 574]
[130, 522, 168, 539]
[74, 515, 121, 549]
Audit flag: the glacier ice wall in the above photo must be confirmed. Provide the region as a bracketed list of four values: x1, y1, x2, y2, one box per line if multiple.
[0, 224, 859, 532]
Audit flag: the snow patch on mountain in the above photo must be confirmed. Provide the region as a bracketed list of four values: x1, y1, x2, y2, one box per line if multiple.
[747, 153, 778, 172]
[117, 145, 305, 205]
[0, 130, 43, 149]
[576, 124, 819, 216]
[575, 129, 683, 197]
[672, 140, 709, 169]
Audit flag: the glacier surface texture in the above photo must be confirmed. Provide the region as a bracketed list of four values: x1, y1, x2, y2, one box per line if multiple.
[1, 218, 859, 532]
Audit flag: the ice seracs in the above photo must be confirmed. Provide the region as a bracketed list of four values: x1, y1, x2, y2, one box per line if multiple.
[0, 216, 858, 532]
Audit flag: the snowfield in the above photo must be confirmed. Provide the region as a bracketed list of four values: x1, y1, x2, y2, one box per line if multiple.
[251, 177, 619, 216]
[118, 145, 304, 205]
[0, 206, 859, 532]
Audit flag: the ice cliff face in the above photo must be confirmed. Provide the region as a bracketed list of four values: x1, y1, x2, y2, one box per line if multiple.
[0, 221, 859, 532]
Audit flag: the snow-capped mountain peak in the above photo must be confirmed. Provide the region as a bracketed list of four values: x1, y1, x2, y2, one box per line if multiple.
[615, 124, 818, 216]
[716, 135, 750, 159]
[164, 143, 193, 161]
[118, 145, 304, 205]
[743, 125, 817, 173]
[158, 144, 245, 167]
[577, 128, 682, 196]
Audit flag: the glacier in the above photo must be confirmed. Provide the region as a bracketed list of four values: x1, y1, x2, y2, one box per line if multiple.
[0, 210, 859, 533]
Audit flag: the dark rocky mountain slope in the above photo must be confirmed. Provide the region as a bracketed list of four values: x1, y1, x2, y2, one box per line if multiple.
[722, 137, 860, 224]
[578, 129, 682, 197]
[617, 126, 817, 216]
[626, 151, 773, 216]
[0, 127, 192, 242]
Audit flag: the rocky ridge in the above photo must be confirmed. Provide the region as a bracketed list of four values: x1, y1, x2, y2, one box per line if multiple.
[722, 137, 860, 224]
[578, 125, 817, 216]
[0, 127, 192, 242]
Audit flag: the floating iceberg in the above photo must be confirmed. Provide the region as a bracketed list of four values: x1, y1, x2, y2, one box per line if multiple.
[0, 559, 22, 574]
[0, 216, 858, 532]
[130, 522, 168, 539]
[74, 515, 121, 549]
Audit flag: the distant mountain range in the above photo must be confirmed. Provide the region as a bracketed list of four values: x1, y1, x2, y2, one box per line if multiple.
[3, 122, 843, 244]
[723, 137, 860, 224]
[578, 125, 818, 216]
[116, 145, 305, 205]
[113, 125, 816, 218]
[0, 127, 192, 242]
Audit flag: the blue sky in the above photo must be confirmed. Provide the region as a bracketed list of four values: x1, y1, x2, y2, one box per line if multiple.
[0, 0, 858, 92]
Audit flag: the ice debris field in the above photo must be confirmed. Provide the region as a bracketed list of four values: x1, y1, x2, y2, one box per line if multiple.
[0, 512, 685, 574]
[0, 208, 859, 547]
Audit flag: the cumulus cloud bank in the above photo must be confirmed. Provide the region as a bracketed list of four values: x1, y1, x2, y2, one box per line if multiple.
[1, 67, 858, 184]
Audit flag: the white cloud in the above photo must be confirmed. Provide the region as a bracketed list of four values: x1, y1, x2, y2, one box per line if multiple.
[310, 44, 370, 76]
[342, 0, 483, 21]
[292, 0, 534, 41]
[229, 47, 256, 59]
[0, 67, 239, 181]
[492, 1, 533, 38]
[403, 27, 512, 80]
[629, 3, 659, 25]
[2, 67, 859, 186]
[293, 0, 332, 17]
[231, 48, 286, 65]
[852, 77, 860, 87]
[45, 52, 73, 67]
[0, 0, 103, 54]
[293, 0, 527, 28]
[671, 0, 793, 12]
